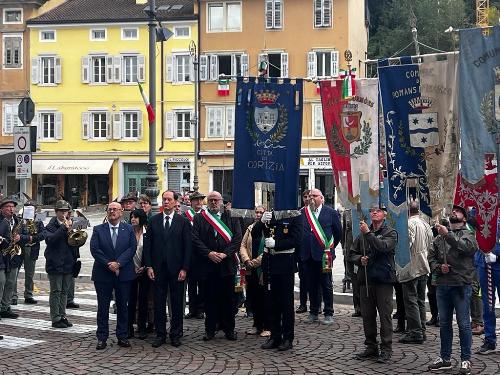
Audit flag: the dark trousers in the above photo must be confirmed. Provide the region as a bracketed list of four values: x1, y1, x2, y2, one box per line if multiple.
[203, 273, 235, 335]
[394, 282, 405, 328]
[94, 279, 131, 341]
[470, 275, 483, 325]
[128, 273, 151, 331]
[427, 275, 438, 319]
[402, 275, 427, 337]
[352, 271, 361, 314]
[298, 260, 309, 308]
[268, 272, 295, 342]
[187, 273, 205, 315]
[153, 271, 184, 340]
[246, 271, 270, 332]
[306, 259, 334, 316]
[360, 283, 393, 353]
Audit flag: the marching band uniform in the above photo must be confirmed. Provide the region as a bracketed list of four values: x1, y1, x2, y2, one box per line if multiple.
[260, 213, 302, 351]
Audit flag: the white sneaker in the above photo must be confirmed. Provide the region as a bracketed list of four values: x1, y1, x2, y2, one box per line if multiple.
[459, 360, 471, 375]
[322, 316, 334, 325]
[305, 314, 319, 323]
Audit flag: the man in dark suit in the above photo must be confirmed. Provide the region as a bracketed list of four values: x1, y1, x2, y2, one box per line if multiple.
[192, 190, 242, 341]
[143, 190, 191, 348]
[90, 201, 137, 350]
[300, 188, 342, 325]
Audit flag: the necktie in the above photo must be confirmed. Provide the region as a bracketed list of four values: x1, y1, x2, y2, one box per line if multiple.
[165, 215, 170, 230]
[111, 227, 117, 248]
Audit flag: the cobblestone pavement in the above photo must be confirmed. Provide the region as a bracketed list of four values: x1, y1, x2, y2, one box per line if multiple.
[1, 280, 500, 375]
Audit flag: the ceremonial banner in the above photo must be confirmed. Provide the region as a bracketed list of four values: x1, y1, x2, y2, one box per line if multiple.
[320, 78, 379, 203]
[378, 57, 431, 217]
[419, 54, 460, 220]
[232, 77, 303, 213]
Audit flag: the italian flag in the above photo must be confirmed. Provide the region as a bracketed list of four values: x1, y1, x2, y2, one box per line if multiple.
[137, 82, 155, 122]
[185, 207, 195, 222]
[218, 79, 230, 96]
[201, 209, 233, 243]
[341, 69, 356, 100]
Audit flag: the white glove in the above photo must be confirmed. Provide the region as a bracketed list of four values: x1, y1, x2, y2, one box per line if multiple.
[265, 237, 275, 249]
[485, 252, 497, 264]
[261, 211, 272, 224]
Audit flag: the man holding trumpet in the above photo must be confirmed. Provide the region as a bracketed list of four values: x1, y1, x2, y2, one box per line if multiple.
[44, 200, 78, 328]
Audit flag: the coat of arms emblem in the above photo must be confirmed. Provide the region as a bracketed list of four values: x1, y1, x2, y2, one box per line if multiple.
[254, 90, 280, 133]
[340, 111, 362, 143]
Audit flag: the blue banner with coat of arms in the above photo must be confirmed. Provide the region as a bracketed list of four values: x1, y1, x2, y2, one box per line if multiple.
[232, 77, 303, 212]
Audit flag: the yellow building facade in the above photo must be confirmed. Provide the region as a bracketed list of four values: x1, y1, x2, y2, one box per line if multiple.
[27, 1, 197, 206]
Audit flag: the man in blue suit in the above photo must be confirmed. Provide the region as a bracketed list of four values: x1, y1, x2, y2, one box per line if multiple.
[90, 201, 137, 350]
[300, 188, 342, 324]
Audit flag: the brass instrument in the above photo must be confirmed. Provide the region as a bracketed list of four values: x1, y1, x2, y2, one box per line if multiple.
[25, 219, 38, 246]
[67, 211, 89, 247]
[2, 218, 23, 258]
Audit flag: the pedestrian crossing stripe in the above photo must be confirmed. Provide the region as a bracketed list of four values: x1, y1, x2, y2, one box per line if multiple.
[0, 317, 96, 333]
[13, 303, 116, 321]
[74, 290, 97, 296]
[37, 295, 98, 306]
[0, 335, 45, 349]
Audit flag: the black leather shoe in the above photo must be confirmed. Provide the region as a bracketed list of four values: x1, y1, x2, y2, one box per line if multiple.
[171, 338, 182, 347]
[377, 351, 392, 364]
[137, 329, 147, 340]
[0, 311, 18, 319]
[61, 317, 73, 327]
[202, 332, 215, 341]
[225, 331, 237, 341]
[0, 335, 3, 340]
[96, 340, 107, 350]
[351, 311, 362, 317]
[261, 338, 281, 349]
[184, 312, 196, 319]
[117, 339, 131, 348]
[426, 316, 438, 326]
[354, 348, 379, 360]
[24, 298, 37, 304]
[11, 300, 17, 306]
[66, 302, 80, 309]
[195, 312, 205, 319]
[152, 337, 166, 348]
[399, 334, 423, 344]
[52, 320, 67, 328]
[394, 324, 405, 333]
[296, 305, 307, 314]
[278, 339, 293, 351]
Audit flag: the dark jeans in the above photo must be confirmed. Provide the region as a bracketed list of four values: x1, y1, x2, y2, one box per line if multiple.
[203, 273, 235, 335]
[436, 285, 472, 361]
[478, 265, 500, 345]
[360, 283, 393, 353]
[306, 259, 334, 316]
[94, 279, 131, 341]
[427, 275, 438, 319]
[128, 272, 151, 331]
[153, 271, 184, 340]
[352, 271, 361, 314]
[187, 273, 205, 315]
[246, 271, 270, 332]
[402, 275, 427, 337]
[298, 260, 309, 308]
[394, 282, 405, 328]
[268, 272, 295, 342]
[470, 276, 483, 325]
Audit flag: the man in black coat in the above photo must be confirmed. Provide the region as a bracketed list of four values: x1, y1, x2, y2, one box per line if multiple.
[144, 190, 192, 348]
[259, 212, 302, 351]
[192, 190, 242, 341]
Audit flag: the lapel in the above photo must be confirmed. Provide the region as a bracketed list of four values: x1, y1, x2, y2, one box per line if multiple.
[104, 223, 114, 252]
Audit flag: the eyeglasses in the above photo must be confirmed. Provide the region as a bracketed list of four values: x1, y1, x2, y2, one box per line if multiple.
[309, 194, 321, 198]
[208, 198, 221, 202]
[107, 208, 122, 212]
[139, 201, 150, 205]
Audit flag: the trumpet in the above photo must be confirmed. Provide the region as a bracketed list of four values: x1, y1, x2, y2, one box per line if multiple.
[67, 211, 89, 247]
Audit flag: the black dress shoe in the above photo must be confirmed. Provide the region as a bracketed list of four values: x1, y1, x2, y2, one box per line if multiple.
[24, 298, 37, 304]
[66, 302, 80, 309]
[0, 335, 3, 340]
[61, 317, 73, 327]
[278, 339, 293, 351]
[96, 340, 107, 350]
[225, 331, 237, 341]
[11, 300, 17, 306]
[117, 339, 131, 348]
[171, 338, 181, 347]
[296, 306, 307, 314]
[261, 338, 281, 349]
[0, 311, 18, 319]
[377, 351, 392, 364]
[185, 312, 196, 319]
[354, 348, 379, 360]
[399, 334, 423, 344]
[426, 316, 438, 326]
[195, 312, 205, 319]
[52, 320, 67, 328]
[152, 337, 166, 348]
[351, 311, 362, 317]
[202, 332, 215, 341]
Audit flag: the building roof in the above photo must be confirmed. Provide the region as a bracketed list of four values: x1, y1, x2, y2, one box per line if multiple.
[27, 0, 195, 25]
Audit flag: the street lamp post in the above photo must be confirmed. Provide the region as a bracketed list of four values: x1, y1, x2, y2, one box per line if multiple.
[189, 40, 200, 192]
[146, 0, 160, 214]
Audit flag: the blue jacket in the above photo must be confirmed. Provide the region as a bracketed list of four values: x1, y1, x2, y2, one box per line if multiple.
[475, 248, 500, 271]
[300, 205, 342, 262]
[44, 217, 78, 274]
[90, 222, 137, 282]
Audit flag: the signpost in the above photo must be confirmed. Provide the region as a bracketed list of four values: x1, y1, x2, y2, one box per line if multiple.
[16, 97, 35, 186]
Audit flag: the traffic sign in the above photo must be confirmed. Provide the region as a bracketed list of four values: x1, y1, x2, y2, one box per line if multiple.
[15, 152, 32, 179]
[18, 97, 35, 125]
[14, 126, 31, 153]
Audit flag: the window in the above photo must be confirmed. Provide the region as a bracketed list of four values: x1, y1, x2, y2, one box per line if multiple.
[92, 113, 108, 139]
[121, 28, 138, 40]
[41, 113, 55, 139]
[90, 29, 106, 41]
[307, 50, 339, 78]
[314, 0, 332, 28]
[174, 26, 190, 38]
[92, 56, 106, 83]
[123, 112, 140, 139]
[40, 30, 56, 42]
[32, 55, 62, 85]
[176, 112, 191, 138]
[206, 106, 234, 138]
[200, 53, 248, 81]
[3, 9, 22, 24]
[41, 56, 55, 84]
[312, 104, 325, 137]
[2, 101, 21, 135]
[3, 35, 22, 68]
[208, 2, 242, 32]
[123, 56, 138, 83]
[259, 52, 288, 78]
[265, 0, 282, 29]
[175, 55, 191, 82]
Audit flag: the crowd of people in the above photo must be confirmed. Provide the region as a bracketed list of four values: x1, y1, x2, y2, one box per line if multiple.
[0, 188, 498, 375]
